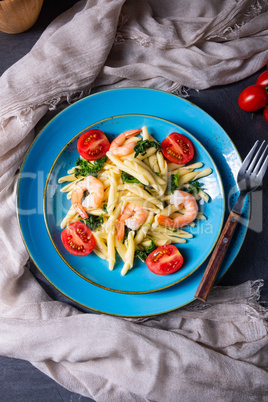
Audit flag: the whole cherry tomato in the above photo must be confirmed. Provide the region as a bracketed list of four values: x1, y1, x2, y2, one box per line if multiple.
[256, 70, 268, 87]
[263, 107, 268, 123]
[238, 85, 268, 112]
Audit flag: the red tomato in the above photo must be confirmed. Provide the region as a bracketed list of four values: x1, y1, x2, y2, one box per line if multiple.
[238, 85, 268, 112]
[161, 133, 194, 165]
[256, 70, 268, 87]
[264, 107, 268, 123]
[77, 129, 110, 161]
[146, 245, 183, 275]
[61, 222, 95, 256]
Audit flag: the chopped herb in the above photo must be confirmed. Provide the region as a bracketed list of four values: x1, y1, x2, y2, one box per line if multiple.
[102, 204, 108, 213]
[134, 249, 148, 262]
[135, 239, 157, 262]
[146, 239, 157, 254]
[170, 171, 180, 193]
[121, 171, 141, 184]
[84, 214, 103, 231]
[134, 139, 161, 158]
[74, 156, 107, 178]
[155, 172, 161, 176]
[186, 181, 203, 194]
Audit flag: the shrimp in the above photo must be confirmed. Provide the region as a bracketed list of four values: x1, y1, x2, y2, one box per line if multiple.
[71, 176, 104, 219]
[157, 190, 198, 229]
[117, 203, 149, 241]
[110, 129, 141, 157]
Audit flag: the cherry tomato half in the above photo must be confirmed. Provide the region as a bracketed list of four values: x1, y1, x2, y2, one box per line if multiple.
[146, 245, 183, 275]
[77, 129, 110, 161]
[161, 133, 194, 165]
[263, 107, 268, 123]
[256, 70, 268, 88]
[238, 85, 268, 112]
[61, 222, 95, 256]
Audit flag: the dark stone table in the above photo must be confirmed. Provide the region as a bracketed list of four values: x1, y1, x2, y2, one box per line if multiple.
[1, 0, 267, 400]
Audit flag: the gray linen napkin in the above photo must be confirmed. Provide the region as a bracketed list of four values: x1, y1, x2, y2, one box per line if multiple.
[1, 0, 268, 400]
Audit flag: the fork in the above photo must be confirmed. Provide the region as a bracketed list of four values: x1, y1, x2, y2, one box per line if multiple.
[195, 140, 268, 302]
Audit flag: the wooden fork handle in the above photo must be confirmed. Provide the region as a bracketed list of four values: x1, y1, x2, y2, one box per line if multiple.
[194, 210, 240, 302]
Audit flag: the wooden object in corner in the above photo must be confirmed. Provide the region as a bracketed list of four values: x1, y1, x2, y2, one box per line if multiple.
[0, 0, 44, 34]
[194, 210, 240, 302]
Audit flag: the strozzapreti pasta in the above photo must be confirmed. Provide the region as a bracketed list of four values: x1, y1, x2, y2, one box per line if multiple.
[59, 126, 212, 275]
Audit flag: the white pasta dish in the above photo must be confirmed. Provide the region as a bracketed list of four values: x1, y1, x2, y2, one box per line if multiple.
[58, 126, 213, 277]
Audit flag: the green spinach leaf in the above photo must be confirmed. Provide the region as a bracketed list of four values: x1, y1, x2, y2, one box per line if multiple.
[135, 239, 157, 262]
[185, 181, 203, 194]
[121, 171, 141, 184]
[74, 156, 107, 178]
[134, 140, 161, 158]
[102, 204, 108, 213]
[84, 214, 103, 231]
[170, 171, 180, 193]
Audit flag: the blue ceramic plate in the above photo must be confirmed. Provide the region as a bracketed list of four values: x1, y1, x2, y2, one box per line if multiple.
[44, 114, 225, 294]
[17, 88, 249, 316]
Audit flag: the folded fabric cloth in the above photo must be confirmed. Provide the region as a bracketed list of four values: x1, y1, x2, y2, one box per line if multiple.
[0, 0, 268, 400]
[1, 278, 268, 400]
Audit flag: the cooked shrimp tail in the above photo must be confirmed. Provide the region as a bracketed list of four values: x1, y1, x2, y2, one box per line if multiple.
[71, 176, 104, 219]
[110, 129, 141, 157]
[157, 190, 198, 229]
[116, 221, 125, 242]
[157, 215, 175, 228]
[117, 202, 149, 241]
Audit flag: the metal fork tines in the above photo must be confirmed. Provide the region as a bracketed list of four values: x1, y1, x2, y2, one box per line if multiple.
[233, 140, 268, 215]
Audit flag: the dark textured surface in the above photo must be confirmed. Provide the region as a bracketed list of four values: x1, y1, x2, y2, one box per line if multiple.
[0, 0, 267, 400]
